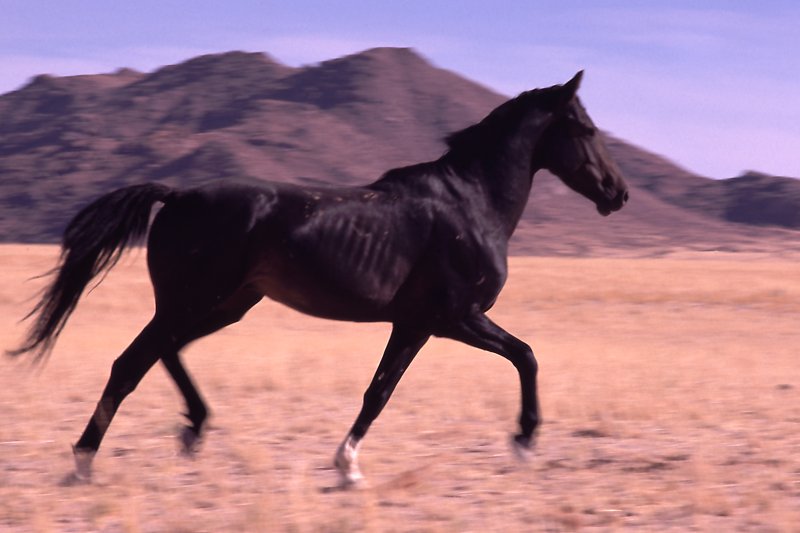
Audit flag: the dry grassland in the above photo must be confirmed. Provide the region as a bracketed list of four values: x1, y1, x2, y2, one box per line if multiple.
[1, 244, 799, 532]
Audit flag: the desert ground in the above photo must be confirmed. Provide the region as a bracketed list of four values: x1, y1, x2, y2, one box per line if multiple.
[1, 244, 798, 532]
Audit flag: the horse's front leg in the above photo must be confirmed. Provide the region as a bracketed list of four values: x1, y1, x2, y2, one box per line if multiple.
[440, 312, 540, 454]
[335, 325, 429, 487]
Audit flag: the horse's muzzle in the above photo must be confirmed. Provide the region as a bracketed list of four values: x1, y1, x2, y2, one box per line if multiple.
[597, 189, 629, 216]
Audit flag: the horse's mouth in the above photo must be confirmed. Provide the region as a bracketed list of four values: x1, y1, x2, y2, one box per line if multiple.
[596, 189, 629, 216]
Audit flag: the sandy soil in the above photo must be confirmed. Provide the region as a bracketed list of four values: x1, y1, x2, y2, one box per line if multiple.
[1, 244, 799, 532]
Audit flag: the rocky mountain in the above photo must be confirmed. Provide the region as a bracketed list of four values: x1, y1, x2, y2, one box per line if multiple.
[1, 47, 798, 256]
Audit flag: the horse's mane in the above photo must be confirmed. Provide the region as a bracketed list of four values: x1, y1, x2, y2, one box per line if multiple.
[443, 90, 540, 154]
[443, 85, 571, 158]
[375, 86, 561, 186]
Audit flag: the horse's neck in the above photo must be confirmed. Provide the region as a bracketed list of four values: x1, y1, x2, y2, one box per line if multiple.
[446, 133, 539, 238]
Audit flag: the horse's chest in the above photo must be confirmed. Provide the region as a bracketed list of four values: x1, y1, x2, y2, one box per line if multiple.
[423, 227, 509, 314]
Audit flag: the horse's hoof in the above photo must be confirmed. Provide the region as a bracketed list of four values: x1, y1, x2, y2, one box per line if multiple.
[59, 471, 91, 486]
[179, 426, 201, 456]
[334, 454, 367, 489]
[334, 436, 367, 489]
[71, 446, 96, 484]
[510, 434, 534, 462]
[337, 468, 367, 490]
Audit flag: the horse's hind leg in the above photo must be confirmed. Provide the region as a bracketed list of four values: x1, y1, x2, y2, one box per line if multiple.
[160, 352, 207, 454]
[335, 325, 429, 487]
[161, 287, 262, 454]
[70, 287, 261, 482]
[71, 318, 174, 482]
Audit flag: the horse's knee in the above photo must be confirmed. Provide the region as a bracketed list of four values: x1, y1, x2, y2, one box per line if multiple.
[512, 343, 537, 376]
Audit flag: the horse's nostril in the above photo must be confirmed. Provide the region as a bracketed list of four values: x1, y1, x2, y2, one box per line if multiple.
[609, 189, 628, 211]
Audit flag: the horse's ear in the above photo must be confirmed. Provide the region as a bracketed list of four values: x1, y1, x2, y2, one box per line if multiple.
[561, 70, 583, 102]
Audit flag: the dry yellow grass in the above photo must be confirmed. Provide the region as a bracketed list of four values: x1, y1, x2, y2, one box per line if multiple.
[1, 244, 799, 532]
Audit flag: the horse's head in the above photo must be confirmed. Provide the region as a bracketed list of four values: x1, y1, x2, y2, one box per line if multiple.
[536, 72, 629, 216]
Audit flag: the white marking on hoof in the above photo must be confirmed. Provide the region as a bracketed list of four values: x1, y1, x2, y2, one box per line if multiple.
[72, 446, 96, 483]
[334, 435, 366, 488]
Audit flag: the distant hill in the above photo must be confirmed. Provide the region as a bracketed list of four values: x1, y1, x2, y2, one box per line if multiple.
[1, 47, 798, 256]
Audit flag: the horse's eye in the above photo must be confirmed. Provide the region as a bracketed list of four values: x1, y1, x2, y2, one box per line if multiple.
[567, 119, 595, 137]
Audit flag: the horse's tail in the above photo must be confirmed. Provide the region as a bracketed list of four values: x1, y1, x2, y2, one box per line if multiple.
[8, 183, 173, 363]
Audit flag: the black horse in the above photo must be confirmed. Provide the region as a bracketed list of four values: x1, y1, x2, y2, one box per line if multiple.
[10, 71, 627, 485]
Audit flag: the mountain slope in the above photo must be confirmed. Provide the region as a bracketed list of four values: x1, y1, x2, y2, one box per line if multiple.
[0, 47, 797, 256]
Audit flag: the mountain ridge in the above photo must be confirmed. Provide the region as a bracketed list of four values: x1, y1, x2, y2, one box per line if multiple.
[1, 47, 798, 256]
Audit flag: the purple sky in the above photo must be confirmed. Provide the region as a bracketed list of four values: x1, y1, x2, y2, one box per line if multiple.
[1, 1, 797, 179]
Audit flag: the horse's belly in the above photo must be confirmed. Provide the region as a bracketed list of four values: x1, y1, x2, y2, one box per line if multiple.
[250, 263, 394, 323]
